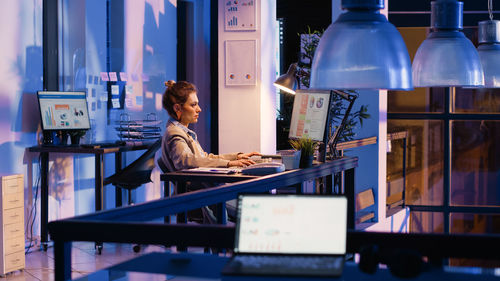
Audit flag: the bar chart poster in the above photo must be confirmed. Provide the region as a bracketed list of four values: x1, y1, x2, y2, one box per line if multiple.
[224, 0, 256, 31]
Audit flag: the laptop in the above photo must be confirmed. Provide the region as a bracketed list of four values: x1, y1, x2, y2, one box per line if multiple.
[222, 194, 347, 278]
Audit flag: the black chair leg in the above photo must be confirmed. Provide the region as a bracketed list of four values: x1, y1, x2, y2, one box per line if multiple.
[128, 189, 133, 205]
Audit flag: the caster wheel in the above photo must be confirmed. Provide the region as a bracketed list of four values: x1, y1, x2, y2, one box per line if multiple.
[133, 245, 141, 253]
[95, 243, 103, 255]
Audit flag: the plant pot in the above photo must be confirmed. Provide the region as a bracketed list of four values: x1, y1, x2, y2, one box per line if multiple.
[281, 150, 301, 170]
[299, 154, 314, 168]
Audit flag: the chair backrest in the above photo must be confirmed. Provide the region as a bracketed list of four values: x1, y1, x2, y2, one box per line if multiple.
[157, 155, 169, 173]
[104, 139, 162, 189]
[355, 188, 376, 224]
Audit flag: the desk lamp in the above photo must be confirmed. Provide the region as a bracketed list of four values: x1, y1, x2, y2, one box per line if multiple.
[412, 0, 484, 87]
[477, 0, 500, 88]
[274, 63, 298, 94]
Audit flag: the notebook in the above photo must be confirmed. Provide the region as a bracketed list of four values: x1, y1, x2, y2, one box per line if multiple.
[180, 167, 240, 174]
[222, 194, 347, 278]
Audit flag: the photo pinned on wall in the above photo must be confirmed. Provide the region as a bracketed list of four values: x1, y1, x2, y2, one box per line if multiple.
[111, 85, 120, 108]
[108, 72, 118, 82]
[119, 72, 128, 81]
[100, 72, 109, 83]
[225, 40, 256, 86]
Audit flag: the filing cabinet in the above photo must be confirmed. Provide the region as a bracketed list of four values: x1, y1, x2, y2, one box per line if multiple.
[0, 174, 25, 275]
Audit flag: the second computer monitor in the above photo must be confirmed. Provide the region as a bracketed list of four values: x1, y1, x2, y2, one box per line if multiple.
[288, 89, 332, 143]
[37, 91, 91, 131]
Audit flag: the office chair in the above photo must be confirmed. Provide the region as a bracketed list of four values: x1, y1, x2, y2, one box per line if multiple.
[104, 139, 161, 205]
[103, 139, 161, 253]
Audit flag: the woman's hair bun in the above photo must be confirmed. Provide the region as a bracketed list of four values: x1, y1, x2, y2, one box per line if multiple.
[164, 80, 176, 88]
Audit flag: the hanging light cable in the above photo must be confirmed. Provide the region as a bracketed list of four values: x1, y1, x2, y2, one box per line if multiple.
[477, 0, 500, 88]
[412, 0, 484, 87]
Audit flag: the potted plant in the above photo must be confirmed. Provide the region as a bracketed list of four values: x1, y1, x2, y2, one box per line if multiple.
[68, 130, 86, 145]
[289, 137, 318, 168]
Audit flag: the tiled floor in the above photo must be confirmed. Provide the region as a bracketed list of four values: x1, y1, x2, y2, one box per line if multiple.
[2, 242, 171, 281]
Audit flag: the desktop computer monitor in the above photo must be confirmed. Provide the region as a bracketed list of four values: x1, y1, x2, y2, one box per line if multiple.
[37, 91, 91, 131]
[288, 89, 332, 143]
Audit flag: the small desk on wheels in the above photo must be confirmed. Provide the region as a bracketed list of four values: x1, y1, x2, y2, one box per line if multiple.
[28, 143, 152, 250]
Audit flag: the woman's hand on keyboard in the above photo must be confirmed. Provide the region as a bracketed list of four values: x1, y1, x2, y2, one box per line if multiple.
[237, 151, 261, 160]
[228, 159, 255, 167]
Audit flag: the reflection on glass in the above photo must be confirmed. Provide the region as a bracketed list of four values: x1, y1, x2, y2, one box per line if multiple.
[451, 121, 500, 206]
[388, 88, 445, 113]
[388, 120, 444, 206]
[388, 27, 444, 113]
[450, 213, 500, 268]
[454, 88, 500, 114]
[410, 211, 444, 233]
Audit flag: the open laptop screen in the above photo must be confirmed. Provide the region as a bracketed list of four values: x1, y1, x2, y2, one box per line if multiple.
[234, 195, 347, 255]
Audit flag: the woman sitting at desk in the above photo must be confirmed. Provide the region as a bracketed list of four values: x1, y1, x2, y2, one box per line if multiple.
[160, 80, 260, 222]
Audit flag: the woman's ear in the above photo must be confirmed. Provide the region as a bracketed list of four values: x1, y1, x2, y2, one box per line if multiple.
[174, 104, 182, 120]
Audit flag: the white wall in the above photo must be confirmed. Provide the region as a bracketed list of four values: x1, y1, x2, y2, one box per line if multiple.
[217, 0, 277, 154]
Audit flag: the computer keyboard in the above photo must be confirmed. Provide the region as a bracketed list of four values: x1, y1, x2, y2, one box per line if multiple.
[80, 141, 125, 148]
[225, 255, 343, 276]
[240, 162, 285, 175]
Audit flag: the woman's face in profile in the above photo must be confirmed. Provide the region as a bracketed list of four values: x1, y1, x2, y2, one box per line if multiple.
[179, 92, 201, 125]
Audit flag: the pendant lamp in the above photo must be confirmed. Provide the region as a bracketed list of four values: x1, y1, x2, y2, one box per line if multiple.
[412, 0, 484, 87]
[310, 0, 413, 90]
[477, 0, 500, 88]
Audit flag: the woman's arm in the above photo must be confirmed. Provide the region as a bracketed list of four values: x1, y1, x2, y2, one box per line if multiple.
[166, 134, 230, 169]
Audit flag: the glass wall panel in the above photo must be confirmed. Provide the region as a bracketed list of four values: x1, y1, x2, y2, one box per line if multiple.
[389, 27, 444, 113]
[451, 213, 500, 234]
[410, 211, 444, 233]
[451, 121, 500, 206]
[58, 0, 177, 213]
[450, 213, 500, 267]
[454, 88, 500, 114]
[60, 0, 176, 141]
[388, 120, 443, 206]
[388, 88, 444, 113]
[60, 0, 107, 141]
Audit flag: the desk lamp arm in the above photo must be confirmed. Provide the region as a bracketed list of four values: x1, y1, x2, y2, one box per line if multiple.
[328, 90, 358, 158]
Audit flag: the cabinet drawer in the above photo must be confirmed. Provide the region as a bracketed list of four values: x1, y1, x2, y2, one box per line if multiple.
[4, 251, 24, 272]
[2, 208, 23, 225]
[2, 192, 23, 209]
[1, 177, 22, 195]
[4, 221, 23, 238]
[4, 236, 24, 255]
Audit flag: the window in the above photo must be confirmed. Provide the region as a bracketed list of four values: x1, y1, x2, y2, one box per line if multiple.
[388, 27, 500, 236]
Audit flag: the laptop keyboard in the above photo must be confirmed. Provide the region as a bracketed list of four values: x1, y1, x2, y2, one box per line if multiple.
[226, 255, 344, 276]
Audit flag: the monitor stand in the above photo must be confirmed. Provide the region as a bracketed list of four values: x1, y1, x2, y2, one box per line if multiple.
[42, 131, 54, 145]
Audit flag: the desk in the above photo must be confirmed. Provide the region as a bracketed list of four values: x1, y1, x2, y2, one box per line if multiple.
[72, 252, 500, 281]
[49, 157, 358, 280]
[161, 172, 258, 223]
[28, 143, 152, 250]
[161, 159, 352, 223]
